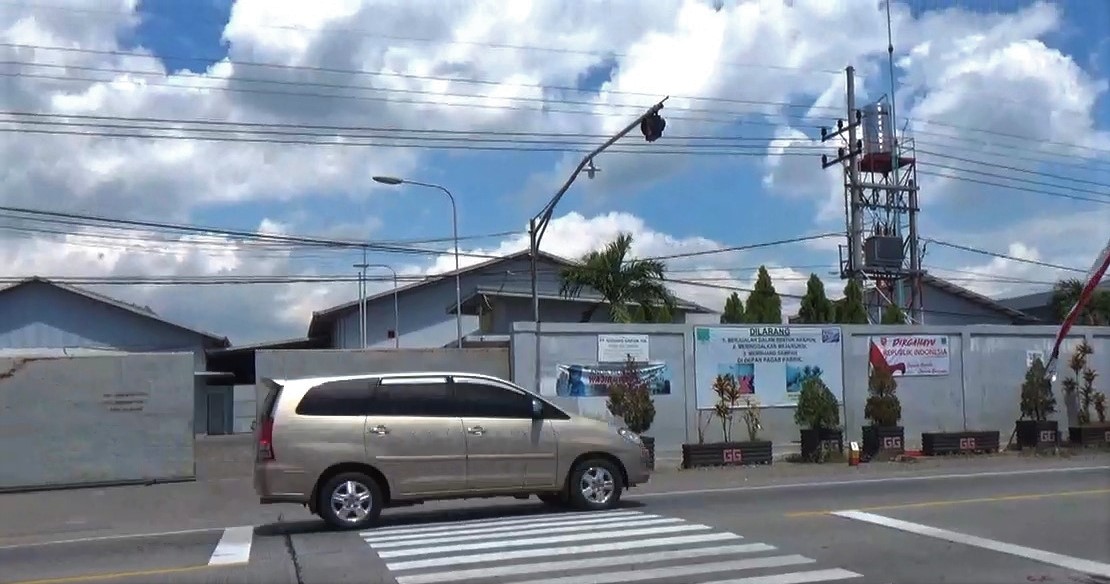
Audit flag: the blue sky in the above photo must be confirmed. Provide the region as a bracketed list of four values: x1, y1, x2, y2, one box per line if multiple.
[113, 0, 1108, 304]
[6, 0, 1106, 342]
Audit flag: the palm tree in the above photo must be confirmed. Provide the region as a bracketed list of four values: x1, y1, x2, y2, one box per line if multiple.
[558, 232, 676, 323]
[1051, 278, 1110, 325]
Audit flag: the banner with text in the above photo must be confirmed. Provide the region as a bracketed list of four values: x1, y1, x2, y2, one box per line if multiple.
[870, 334, 950, 376]
[551, 361, 672, 398]
[693, 326, 844, 408]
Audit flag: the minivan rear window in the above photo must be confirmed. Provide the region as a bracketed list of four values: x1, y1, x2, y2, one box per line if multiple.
[259, 378, 283, 420]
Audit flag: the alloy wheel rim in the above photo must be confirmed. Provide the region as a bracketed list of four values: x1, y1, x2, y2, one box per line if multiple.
[330, 480, 373, 523]
[578, 466, 615, 505]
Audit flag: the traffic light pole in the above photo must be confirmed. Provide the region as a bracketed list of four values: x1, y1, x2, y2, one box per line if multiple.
[528, 96, 668, 392]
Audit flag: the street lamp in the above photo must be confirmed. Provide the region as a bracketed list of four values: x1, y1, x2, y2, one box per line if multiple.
[373, 175, 463, 348]
[354, 255, 400, 349]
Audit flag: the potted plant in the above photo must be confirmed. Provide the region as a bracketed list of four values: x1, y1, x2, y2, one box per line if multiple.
[606, 355, 657, 468]
[794, 377, 843, 462]
[1015, 356, 1059, 449]
[862, 362, 904, 461]
[681, 374, 773, 468]
[1062, 342, 1110, 447]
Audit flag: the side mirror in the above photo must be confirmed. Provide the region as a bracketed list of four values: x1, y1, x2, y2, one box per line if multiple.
[531, 398, 544, 419]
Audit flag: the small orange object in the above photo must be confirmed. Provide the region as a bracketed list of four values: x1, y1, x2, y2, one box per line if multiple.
[848, 441, 861, 466]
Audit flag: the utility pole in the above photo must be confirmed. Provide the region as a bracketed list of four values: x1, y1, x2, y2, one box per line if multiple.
[822, 64, 922, 324]
[821, 66, 864, 280]
[354, 247, 368, 349]
[528, 98, 669, 392]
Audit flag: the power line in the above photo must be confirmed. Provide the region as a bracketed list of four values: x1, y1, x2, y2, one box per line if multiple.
[3, 120, 1104, 206]
[4, 39, 1107, 159]
[923, 239, 1086, 273]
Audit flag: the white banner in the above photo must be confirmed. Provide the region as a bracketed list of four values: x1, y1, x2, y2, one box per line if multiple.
[870, 334, 950, 376]
[693, 326, 844, 408]
[597, 334, 649, 363]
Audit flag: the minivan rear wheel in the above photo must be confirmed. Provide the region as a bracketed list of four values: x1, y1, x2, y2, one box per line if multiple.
[318, 472, 383, 531]
[567, 458, 623, 511]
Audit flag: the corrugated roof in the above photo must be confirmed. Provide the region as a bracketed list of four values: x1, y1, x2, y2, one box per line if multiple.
[0, 277, 230, 347]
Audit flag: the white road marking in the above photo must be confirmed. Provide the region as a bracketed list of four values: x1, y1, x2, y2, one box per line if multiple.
[370, 517, 683, 548]
[491, 555, 817, 584]
[699, 568, 864, 584]
[361, 511, 651, 541]
[630, 465, 1110, 499]
[393, 543, 778, 584]
[371, 509, 864, 583]
[0, 526, 232, 550]
[831, 510, 1110, 578]
[207, 526, 254, 566]
[375, 523, 711, 558]
[364, 510, 643, 537]
[395, 546, 785, 584]
[385, 532, 743, 571]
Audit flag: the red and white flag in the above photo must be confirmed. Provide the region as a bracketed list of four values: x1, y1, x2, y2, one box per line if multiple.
[1045, 235, 1110, 379]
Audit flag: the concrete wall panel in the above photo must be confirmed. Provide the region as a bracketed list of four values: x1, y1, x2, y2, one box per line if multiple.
[0, 352, 195, 491]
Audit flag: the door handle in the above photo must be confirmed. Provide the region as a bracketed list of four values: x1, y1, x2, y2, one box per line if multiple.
[466, 426, 485, 436]
[367, 425, 390, 435]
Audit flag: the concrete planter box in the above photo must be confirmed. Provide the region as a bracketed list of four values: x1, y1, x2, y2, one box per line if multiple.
[681, 441, 773, 469]
[1068, 423, 1110, 448]
[921, 430, 1000, 455]
[1014, 420, 1059, 450]
[861, 425, 905, 461]
[799, 428, 843, 462]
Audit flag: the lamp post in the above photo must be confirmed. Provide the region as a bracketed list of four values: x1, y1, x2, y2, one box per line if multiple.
[372, 175, 463, 348]
[526, 97, 669, 392]
[354, 254, 401, 349]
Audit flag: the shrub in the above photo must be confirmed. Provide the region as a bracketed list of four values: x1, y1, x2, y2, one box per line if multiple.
[794, 377, 840, 431]
[864, 364, 902, 427]
[605, 355, 656, 434]
[1062, 342, 1099, 425]
[742, 397, 763, 442]
[1019, 357, 1056, 422]
[711, 373, 743, 442]
[1094, 393, 1107, 424]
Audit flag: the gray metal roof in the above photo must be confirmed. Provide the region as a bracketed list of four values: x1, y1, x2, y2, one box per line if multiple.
[0, 277, 230, 347]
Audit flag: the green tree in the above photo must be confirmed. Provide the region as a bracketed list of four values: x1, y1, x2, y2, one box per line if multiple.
[744, 266, 783, 323]
[720, 291, 746, 324]
[797, 274, 835, 324]
[1051, 279, 1110, 325]
[881, 302, 906, 324]
[835, 279, 869, 324]
[558, 232, 675, 323]
[629, 302, 674, 323]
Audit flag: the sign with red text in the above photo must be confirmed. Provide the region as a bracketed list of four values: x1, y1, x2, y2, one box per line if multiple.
[871, 335, 950, 377]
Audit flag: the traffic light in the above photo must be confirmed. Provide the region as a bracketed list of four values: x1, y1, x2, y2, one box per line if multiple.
[640, 111, 666, 142]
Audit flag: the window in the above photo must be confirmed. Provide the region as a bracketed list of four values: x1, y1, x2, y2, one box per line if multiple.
[453, 379, 534, 419]
[295, 379, 375, 416]
[369, 376, 456, 417]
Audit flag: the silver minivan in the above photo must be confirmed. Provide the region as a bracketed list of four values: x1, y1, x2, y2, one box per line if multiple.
[253, 372, 652, 530]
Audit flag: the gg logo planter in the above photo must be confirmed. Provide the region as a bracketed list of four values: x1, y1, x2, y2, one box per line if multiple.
[921, 430, 1000, 456]
[799, 428, 844, 462]
[861, 425, 905, 461]
[1067, 424, 1110, 448]
[1014, 420, 1059, 450]
[681, 441, 773, 469]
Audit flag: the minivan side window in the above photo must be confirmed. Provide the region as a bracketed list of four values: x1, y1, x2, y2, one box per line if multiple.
[370, 377, 456, 417]
[452, 379, 532, 419]
[295, 379, 375, 416]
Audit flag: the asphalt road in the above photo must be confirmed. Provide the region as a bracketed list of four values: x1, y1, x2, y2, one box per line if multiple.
[2, 459, 1108, 584]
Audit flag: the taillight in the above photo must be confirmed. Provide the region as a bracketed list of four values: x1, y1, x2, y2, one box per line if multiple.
[257, 418, 275, 461]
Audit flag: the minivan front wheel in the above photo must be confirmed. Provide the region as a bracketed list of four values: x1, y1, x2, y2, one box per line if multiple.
[318, 472, 383, 530]
[567, 458, 623, 511]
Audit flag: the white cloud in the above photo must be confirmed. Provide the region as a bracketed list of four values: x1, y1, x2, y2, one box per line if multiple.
[418, 211, 816, 319]
[1, 0, 1107, 342]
